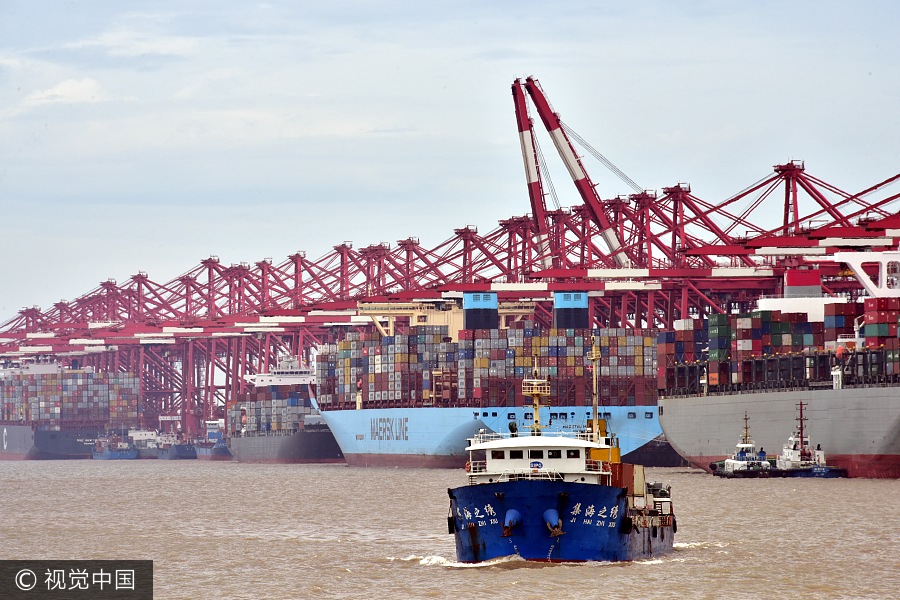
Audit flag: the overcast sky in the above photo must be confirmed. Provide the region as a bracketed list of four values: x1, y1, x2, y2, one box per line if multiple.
[1, 1, 898, 319]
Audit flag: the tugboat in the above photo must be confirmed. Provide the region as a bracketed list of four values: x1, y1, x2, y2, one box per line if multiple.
[711, 412, 773, 478]
[446, 341, 676, 563]
[774, 402, 848, 478]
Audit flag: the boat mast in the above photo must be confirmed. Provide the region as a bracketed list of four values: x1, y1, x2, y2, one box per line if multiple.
[797, 401, 808, 459]
[588, 335, 603, 443]
[522, 355, 550, 435]
[741, 411, 751, 445]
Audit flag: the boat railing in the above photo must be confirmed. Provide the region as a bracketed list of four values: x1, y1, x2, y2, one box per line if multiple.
[497, 469, 564, 483]
[470, 431, 504, 444]
[521, 379, 551, 397]
[467, 468, 565, 485]
[234, 429, 300, 438]
[469, 429, 589, 445]
[585, 459, 613, 474]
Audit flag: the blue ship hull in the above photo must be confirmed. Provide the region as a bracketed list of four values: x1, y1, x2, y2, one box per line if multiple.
[784, 465, 849, 478]
[92, 448, 139, 460]
[448, 479, 674, 562]
[785, 467, 847, 479]
[318, 405, 668, 468]
[195, 443, 232, 461]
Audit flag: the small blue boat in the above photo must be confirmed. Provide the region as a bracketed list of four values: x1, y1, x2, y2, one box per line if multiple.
[447, 347, 676, 563]
[92, 436, 138, 460]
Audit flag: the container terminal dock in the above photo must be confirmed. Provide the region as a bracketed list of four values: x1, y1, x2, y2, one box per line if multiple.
[0, 77, 898, 475]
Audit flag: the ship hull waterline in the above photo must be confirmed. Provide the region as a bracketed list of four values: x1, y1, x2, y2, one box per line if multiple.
[227, 427, 344, 464]
[1, 425, 101, 460]
[195, 446, 233, 461]
[449, 479, 674, 563]
[659, 386, 900, 479]
[318, 405, 682, 468]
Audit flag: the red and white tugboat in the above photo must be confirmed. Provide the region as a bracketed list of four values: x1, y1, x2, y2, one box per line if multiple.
[774, 402, 848, 478]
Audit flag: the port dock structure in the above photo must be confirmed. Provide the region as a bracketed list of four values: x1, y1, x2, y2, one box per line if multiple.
[1, 76, 898, 436]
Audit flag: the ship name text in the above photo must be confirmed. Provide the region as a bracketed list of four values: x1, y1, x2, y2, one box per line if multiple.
[370, 417, 409, 441]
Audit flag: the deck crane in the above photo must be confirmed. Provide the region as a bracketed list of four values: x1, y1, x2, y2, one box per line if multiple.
[511, 79, 554, 270]
[520, 76, 634, 267]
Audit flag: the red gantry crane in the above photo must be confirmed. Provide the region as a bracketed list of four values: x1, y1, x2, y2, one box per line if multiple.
[1, 77, 898, 434]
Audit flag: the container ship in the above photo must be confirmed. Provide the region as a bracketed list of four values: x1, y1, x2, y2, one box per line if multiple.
[0, 362, 140, 460]
[657, 298, 900, 478]
[315, 292, 682, 468]
[226, 358, 344, 464]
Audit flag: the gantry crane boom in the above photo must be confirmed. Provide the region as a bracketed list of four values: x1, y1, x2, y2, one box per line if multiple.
[512, 79, 553, 269]
[522, 76, 633, 267]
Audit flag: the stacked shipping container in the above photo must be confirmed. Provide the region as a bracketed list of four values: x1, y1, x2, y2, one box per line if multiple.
[862, 298, 900, 375]
[863, 297, 900, 345]
[316, 324, 659, 410]
[658, 302, 900, 394]
[0, 369, 140, 425]
[824, 302, 864, 348]
[316, 325, 458, 408]
[226, 385, 315, 435]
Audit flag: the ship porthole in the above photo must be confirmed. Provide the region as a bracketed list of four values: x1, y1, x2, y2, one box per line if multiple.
[580, 477, 585, 481]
